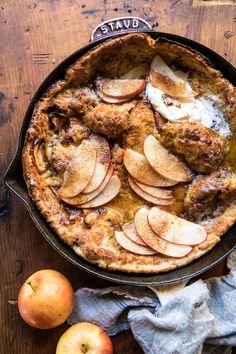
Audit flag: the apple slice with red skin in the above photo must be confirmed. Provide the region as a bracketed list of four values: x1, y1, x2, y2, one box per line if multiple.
[97, 88, 131, 104]
[144, 135, 193, 183]
[79, 175, 121, 209]
[59, 140, 96, 198]
[115, 231, 156, 255]
[134, 207, 192, 258]
[154, 112, 166, 133]
[128, 177, 173, 206]
[122, 221, 147, 246]
[100, 100, 137, 113]
[56, 322, 113, 354]
[62, 165, 113, 206]
[148, 207, 207, 246]
[123, 148, 177, 187]
[120, 64, 149, 79]
[96, 78, 131, 104]
[83, 134, 110, 193]
[102, 79, 146, 99]
[133, 179, 172, 199]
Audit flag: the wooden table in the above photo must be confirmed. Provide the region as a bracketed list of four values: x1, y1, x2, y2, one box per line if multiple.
[1, 1, 235, 353]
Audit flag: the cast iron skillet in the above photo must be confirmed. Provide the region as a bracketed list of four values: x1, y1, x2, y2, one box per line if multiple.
[4, 20, 236, 286]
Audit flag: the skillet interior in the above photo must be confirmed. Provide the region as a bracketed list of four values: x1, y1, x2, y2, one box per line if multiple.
[4, 31, 236, 285]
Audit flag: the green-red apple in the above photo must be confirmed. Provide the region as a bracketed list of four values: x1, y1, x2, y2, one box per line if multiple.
[56, 322, 113, 354]
[18, 269, 74, 329]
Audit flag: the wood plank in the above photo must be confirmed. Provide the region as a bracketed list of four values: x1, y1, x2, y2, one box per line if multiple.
[193, 0, 236, 6]
[0, 0, 235, 353]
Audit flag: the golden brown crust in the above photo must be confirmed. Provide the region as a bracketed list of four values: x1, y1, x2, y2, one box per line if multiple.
[159, 122, 225, 174]
[122, 101, 156, 153]
[52, 87, 98, 117]
[185, 170, 236, 217]
[84, 105, 129, 138]
[66, 33, 156, 84]
[22, 33, 236, 273]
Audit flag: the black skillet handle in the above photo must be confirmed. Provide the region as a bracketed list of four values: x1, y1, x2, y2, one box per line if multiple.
[91, 17, 152, 41]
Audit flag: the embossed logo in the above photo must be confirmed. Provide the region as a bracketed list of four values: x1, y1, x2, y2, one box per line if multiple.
[91, 17, 152, 41]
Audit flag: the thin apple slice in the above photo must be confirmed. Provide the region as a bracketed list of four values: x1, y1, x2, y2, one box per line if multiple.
[59, 140, 96, 198]
[128, 177, 173, 206]
[100, 100, 137, 113]
[83, 134, 110, 193]
[150, 70, 193, 101]
[150, 54, 194, 100]
[115, 231, 156, 255]
[79, 175, 121, 209]
[102, 79, 146, 99]
[97, 89, 130, 104]
[148, 207, 207, 246]
[123, 149, 177, 187]
[120, 64, 149, 79]
[144, 135, 192, 182]
[154, 112, 167, 132]
[33, 141, 47, 173]
[96, 78, 131, 104]
[134, 207, 192, 258]
[61, 165, 113, 206]
[134, 179, 172, 199]
[122, 221, 147, 246]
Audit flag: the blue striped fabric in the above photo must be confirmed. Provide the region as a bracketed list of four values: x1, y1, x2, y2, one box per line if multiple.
[68, 250, 236, 354]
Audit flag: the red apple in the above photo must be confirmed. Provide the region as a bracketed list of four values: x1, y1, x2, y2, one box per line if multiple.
[18, 269, 74, 329]
[56, 322, 113, 354]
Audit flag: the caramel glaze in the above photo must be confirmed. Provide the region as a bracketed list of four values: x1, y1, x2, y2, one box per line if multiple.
[223, 136, 236, 172]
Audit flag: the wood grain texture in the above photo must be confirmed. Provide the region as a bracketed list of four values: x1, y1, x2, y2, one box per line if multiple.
[0, 0, 235, 353]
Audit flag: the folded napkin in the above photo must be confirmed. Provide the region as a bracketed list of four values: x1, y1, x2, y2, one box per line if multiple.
[68, 250, 236, 354]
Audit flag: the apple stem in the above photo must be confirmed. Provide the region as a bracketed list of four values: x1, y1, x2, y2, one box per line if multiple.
[27, 281, 36, 292]
[81, 344, 88, 353]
